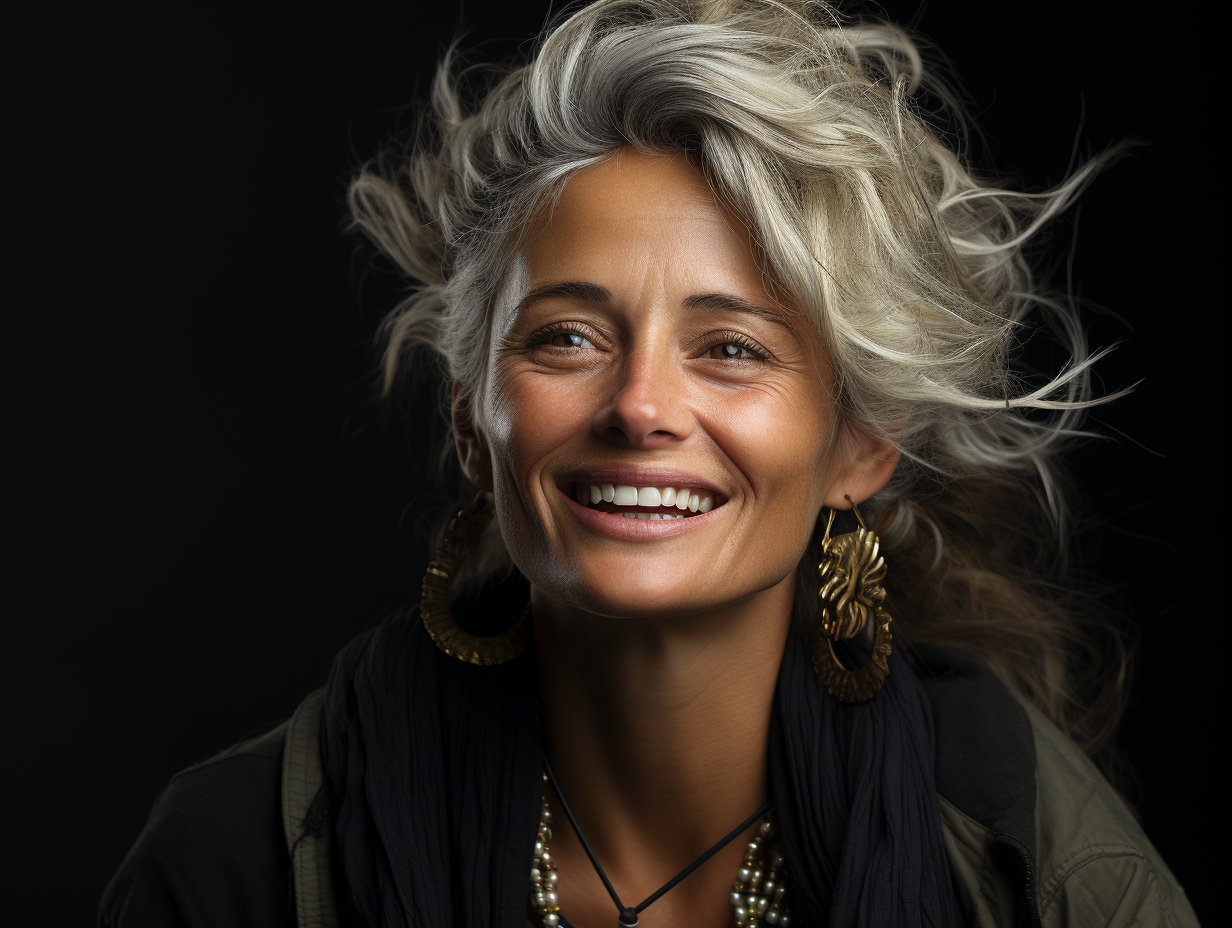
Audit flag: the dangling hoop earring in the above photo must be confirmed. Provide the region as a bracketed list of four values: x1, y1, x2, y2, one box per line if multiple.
[421, 492, 531, 666]
[812, 496, 893, 703]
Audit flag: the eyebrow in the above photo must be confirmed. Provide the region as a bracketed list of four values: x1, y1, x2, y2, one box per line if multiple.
[513, 282, 794, 331]
[512, 282, 612, 318]
[683, 293, 795, 331]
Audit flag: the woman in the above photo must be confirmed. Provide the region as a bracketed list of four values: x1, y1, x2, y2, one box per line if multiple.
[100, 1, 1199, 926]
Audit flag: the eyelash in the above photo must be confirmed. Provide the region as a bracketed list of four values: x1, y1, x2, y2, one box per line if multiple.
[524, 324, 770, 363]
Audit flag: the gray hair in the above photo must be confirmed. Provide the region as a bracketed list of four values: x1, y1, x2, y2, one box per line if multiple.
[350, 0, 1132, 765]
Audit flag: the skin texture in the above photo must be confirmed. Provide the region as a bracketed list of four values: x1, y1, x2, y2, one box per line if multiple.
[454, 149, 898, 927]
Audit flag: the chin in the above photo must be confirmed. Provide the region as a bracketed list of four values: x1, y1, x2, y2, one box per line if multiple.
[559, 565, 790, 625]
[535, 564, 718, 621]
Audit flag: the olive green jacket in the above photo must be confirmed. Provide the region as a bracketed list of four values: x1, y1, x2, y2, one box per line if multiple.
[929, 682, 1199, 927]
[103, 654, 1198, 927]
[279, 653, 1199, 928]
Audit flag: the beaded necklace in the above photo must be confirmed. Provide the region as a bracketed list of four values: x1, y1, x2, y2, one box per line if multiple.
[528, 772, 795, 927]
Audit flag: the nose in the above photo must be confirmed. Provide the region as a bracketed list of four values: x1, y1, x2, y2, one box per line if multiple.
[591, 345, 693, 449]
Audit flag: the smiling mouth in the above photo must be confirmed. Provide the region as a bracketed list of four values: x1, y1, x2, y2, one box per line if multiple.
[569, 482, 720, 520]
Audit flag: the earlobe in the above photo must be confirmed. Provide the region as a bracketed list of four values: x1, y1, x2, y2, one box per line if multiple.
[451, 382, 493, 491]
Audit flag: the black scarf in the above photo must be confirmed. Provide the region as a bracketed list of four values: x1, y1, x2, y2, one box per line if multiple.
[323, 606, 962, 926]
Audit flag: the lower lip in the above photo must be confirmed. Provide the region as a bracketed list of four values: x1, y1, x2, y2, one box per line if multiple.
[560, 489, 723, 540]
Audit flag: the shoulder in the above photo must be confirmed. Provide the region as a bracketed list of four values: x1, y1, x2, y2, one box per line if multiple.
[1016, 694, 1198, 928]
[916, 650, 1198, 928]
[99, 720, 295, 928]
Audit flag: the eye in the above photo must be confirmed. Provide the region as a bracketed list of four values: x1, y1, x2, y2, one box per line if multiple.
[708, 342, 756, 360]
[701, 334, 769, 362]
[522, 323, 603, 359]
[548, 331, 595, 349]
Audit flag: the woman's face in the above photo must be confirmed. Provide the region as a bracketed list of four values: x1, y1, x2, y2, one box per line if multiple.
[459, 149, 894, 618]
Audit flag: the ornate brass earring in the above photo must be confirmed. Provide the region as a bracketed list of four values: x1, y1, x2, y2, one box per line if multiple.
[812, 497, 893, 703]
[420, 492, 531, 665]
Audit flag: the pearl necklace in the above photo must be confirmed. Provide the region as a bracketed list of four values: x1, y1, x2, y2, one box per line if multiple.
[528, 774, 795, 927]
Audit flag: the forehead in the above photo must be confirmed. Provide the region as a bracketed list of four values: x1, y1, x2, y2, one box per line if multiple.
[519, 149, 772, 297]
[545, 149, 724, 226]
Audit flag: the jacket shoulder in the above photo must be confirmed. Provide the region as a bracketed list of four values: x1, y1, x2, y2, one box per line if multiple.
[1015, 695, 1199, 928]
[919, 650, 1199, 928]
[99, 721, 295, 928]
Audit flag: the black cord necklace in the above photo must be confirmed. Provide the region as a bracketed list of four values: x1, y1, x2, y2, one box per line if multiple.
[541, 749, 773, 928]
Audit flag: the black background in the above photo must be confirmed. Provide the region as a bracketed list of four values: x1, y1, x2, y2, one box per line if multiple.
[11, 2, 1217, 925]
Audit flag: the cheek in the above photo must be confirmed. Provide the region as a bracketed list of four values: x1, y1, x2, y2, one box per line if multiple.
[709, 387, 836, 501]
[483, 370, 594, 587]
[485, 370, 586, 480]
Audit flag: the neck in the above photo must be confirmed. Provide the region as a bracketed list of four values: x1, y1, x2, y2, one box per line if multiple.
[531, 574, 794, 926]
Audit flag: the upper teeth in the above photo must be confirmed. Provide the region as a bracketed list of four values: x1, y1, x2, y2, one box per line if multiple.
[575, 483, 714, 513]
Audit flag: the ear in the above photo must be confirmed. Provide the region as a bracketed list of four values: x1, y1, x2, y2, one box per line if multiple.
[823, 422, 900, 511]
[451, 382, 493, 491]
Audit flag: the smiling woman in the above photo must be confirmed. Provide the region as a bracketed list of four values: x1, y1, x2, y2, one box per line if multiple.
[477, 151, 887, 627]
[99, 2, 1198, 927]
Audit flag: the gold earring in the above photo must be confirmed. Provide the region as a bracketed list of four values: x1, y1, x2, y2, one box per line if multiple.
[812, 497, 893, 703]
[420, 492, 531, 665]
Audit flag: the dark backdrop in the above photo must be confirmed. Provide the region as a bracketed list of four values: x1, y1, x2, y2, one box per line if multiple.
[11, 2, 1216, 925]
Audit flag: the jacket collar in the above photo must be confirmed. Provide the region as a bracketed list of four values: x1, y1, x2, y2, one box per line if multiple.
[914, 647, 1043, 928]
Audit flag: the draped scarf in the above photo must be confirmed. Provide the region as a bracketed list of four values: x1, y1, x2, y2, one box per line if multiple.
[323, 605, 962, 927]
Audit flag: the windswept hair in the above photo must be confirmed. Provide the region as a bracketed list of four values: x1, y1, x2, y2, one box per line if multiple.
[349, 0, 1132, 778]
